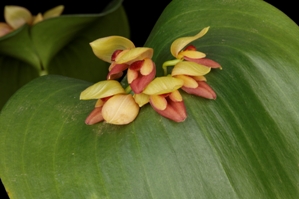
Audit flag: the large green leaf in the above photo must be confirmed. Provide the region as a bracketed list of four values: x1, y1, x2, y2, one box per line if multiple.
[1, 0, 299, 198]
[0, 0, 129, 110]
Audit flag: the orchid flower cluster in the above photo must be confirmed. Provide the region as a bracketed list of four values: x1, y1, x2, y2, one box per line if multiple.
[80, 26, 221, 125]
[0, 5, 64, 37]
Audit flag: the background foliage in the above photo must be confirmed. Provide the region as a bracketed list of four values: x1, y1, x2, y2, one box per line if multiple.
[0, 0, 131, 110]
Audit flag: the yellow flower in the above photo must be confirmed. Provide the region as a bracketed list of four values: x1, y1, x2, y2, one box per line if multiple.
[171, 61, 216, 99]
[0, 5, 64, 37]
[141, 76, 187, 122]
[80, 80, 139, 125]
[90, 36, 156, 93]
[161, 27, 221, 99]
[170, 26, 221, 69]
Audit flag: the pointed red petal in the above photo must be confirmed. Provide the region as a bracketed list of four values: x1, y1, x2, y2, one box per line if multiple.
[150, 95, 187, 122]
[182, 81, 216, 99]
[184, 57, 222, 69]
[111, 50, 123, 61]
[130, 63, 156, 94]
[184, 45, 196, 51]
[85, 107, 104, 125]
[129, 60, 144, 70]
[107, 63, 129, 80]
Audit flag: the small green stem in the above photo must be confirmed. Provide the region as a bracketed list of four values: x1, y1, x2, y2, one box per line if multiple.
[162, 59, 182, 75]
[125, 85, 132, 94]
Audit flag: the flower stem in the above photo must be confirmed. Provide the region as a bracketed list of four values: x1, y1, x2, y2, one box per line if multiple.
[125, 85, 132, 94]
[162, 59, 182, 75]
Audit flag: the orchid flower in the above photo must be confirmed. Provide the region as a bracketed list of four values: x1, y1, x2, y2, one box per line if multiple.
[80, 80, 139, 125]
[138, 76, 187, 122]
[162, 26, 221, 99]
[90, 36, 156, 93]
[171, 61, 216, 99]
[162, 26, 221, 74]
[80, 28, 222, 125]
[170, 26, 222, 69]
[0, 5, 64, 37]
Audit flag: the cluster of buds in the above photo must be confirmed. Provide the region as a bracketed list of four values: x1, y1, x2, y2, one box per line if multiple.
[80, 26, 221, 125]
[0, 5, 64, 37]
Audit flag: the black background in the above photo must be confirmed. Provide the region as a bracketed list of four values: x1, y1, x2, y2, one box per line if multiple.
[0, 0, 298, 198]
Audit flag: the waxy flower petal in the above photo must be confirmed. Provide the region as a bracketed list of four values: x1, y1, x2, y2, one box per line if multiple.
[171, 26, 210, 58]
[127, 68, 138, 84]
[80, 80, 125, 100]
[115, 47, 153, 65]
[143, 76, 184, 95]
[32, 13, 43, 25]
[107, 63, 129, 80]
[149, 91, 187, 122]
[43, 5, 64, 19]
[128, 58, 156, 94]
[175, 75, 198, 88]
[193, 75, 207, 81]
[182, 81, 216, 100]
[169, 90, 183, 101]
[133, 93, 150, 107]
[142, 77, 186, 122]
[5, 5, 32, 29]
[85, 107, 104, 125]
[177, 50, 206, 60]
[140, 58, 154, 75]
[90, 36, 135, 63]
[0, 22, 13, 37]
[184, 57, 222, 69]
[150, 95, 167, 110]
[102, 94, 139, 125]
[171, 61, 211, 76]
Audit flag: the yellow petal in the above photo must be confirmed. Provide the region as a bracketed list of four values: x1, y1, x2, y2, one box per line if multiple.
[170, 26, 210, 58]
[32, 13, 43, 25]
[133, 93, 150, 107]
[90, 36, 135, 63]
[193, 75, 207, 81]
[127, 68, 138, 84]
[171, 61, 211, 76]
[102, 94, 139, 125]
[150, 95, 167, 110]
[140, 58, 154, 75]
[115, 47, 153, 65]
[4, 5, 32, 29]
[143, 76, 184, 95]
[0, 22, 13, 37]
[177, 50, 206, 60]
[169, 90, 183, 102]
[80, 80, 125, 100]
[95, 99, 104, 107]
[175, 75, 198, 88]
[43, 5, 64, 19]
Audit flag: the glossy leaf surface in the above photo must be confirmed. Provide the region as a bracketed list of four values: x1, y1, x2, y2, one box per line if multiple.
[1, 0, 299, 198]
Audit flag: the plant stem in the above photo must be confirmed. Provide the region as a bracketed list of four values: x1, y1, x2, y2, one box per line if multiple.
[162, 59, 182, 75]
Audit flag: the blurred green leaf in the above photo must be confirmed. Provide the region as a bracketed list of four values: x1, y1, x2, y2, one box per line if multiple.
[1, 0, 299, 198]
[0, 0, 129, 110]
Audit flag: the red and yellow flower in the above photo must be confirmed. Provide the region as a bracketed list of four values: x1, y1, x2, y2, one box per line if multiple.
[163, 26, 221, 99]
[80, 27, 222, 126]
[170, 26, 221, 69]
[0, 5, 64, 37]
[80, 80, 139, 125]
[135, 76, 187, 122]
[90, 36, 156, 94]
